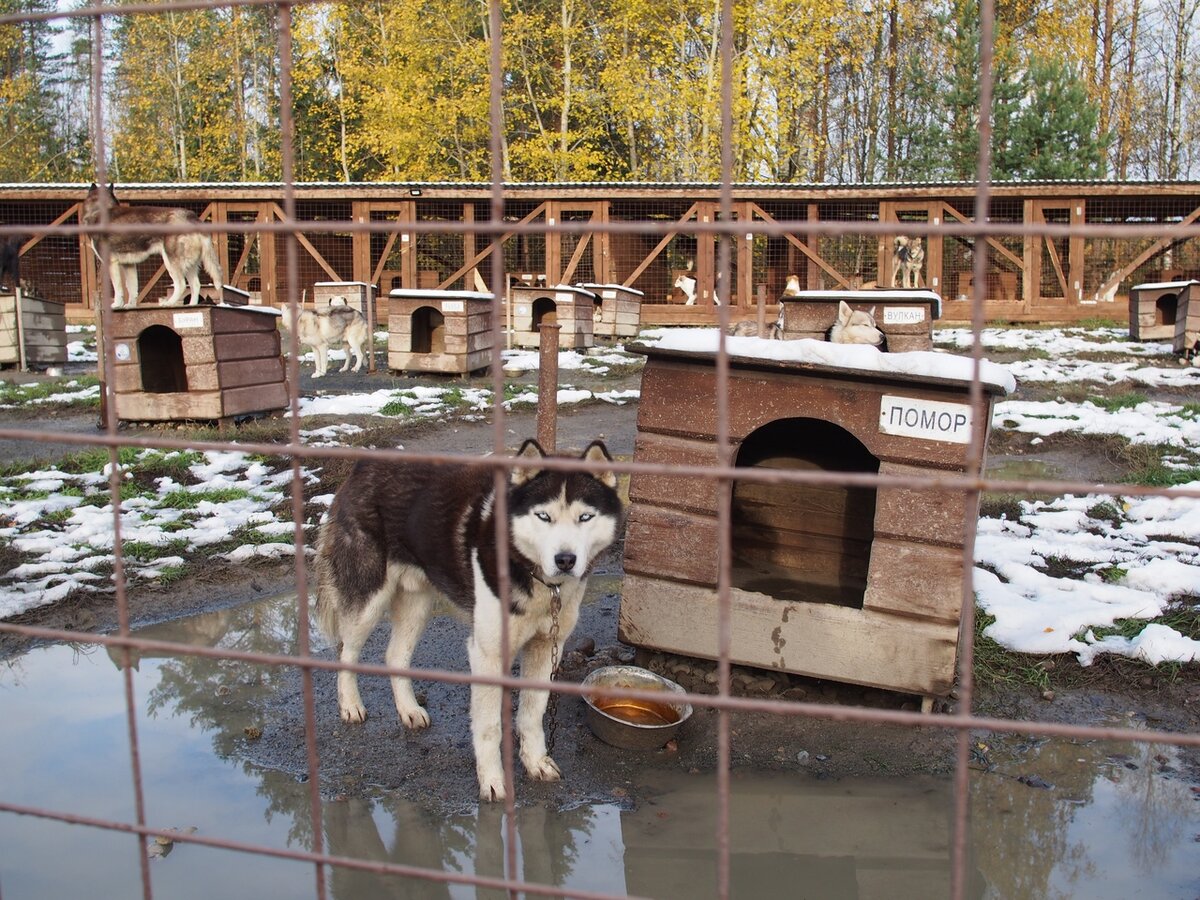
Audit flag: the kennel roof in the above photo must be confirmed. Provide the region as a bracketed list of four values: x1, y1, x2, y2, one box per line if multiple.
[630, 328, 1015, 394]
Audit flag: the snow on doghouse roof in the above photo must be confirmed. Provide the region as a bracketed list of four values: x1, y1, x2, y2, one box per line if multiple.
[786, 289, 943, 318]
[632, 328, 1016, 394]
[1131, 280, 1199, 290]
[388, 288, 494, 300]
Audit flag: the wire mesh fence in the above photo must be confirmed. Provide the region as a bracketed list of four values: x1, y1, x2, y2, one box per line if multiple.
[0, 0, 1199, 898]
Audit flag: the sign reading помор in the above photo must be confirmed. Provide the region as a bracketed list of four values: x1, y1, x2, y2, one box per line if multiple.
[878, 395, 974, 444]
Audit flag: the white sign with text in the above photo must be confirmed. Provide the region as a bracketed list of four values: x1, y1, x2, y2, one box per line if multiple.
[879, 395, 973, 443]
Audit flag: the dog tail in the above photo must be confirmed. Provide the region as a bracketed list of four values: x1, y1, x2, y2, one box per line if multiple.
[312, 531, 341, 642]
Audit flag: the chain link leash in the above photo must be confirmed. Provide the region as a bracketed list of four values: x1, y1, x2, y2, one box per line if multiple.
[545, 583, 562, 753]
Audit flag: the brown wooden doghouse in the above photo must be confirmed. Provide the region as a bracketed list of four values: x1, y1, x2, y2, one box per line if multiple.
[507, 284, 595, 349]
[387, 289, 493, 374]
[779, 289, 942, 351]
[619, 339, 1011, 706]
[578, 282, 644, 339]
[1128, 280, 1195, 341]
[110, 305, 288, 426]
[1174, 283, 1200, 359]
[0, 289, 67, 370]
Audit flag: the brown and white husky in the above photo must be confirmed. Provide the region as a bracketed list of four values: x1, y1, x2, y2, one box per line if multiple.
[81, 183, 223, 308]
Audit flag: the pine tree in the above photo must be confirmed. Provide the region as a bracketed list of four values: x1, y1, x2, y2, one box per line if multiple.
[1006, 56, 1108, 179]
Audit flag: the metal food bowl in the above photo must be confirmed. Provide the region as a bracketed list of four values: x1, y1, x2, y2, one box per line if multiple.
[582, 665, 693, 751]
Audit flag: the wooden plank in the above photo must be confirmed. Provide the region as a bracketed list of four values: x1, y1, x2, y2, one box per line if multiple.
[388, 350, 471, 373]
[115, 390, 224, 421]
[636, 357, 978, 469]
[863, 538, 965, 623]
[619, 573, 960, 696]
[212, 331, 281, 362]
[874, 462, 972, 547]
[623, 504, 720, 585]
[628, 432, 723, 514]
[219, 380, 289, 417]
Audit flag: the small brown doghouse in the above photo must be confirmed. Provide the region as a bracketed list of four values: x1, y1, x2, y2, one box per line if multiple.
[1129, 280, 1195, 341]
[779, 289, 942, 351]
[314, 281, 374, 316]
[387, 289, 494, 375]
[1174, 284, 1199, 358]
[619, 339, 1011, 706]
[0, 289, 67, 370]
[507, 284, 596, 349]
[577, 282, 644, 339]
[110, 305, 288, 425]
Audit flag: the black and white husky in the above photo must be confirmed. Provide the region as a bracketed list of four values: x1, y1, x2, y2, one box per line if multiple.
[315, 440, 623, 801]
[81, 183, 223, 308]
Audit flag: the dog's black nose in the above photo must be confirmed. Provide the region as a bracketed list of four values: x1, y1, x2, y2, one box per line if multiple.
[555, 552, 576, 572]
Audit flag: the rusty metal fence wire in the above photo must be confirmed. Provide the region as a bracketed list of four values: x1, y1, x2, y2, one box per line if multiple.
[1, 0, 1199, 898]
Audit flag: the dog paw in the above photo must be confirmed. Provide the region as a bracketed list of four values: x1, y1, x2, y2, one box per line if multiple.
[339, 703, 368, 724]
[478, 774, 507, 802]
[312, 372, 324, 379]
[523, 754, 561, 782]
[398, 706, 430, 730]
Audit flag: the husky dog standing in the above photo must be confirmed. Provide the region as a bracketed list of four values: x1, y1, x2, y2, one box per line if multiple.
[829, 299, 884, 347]
[280, 304, 370, 377]
[315, 440, 623, 801]
[890, 236, 925, 289]
[81, 183, 223, 308]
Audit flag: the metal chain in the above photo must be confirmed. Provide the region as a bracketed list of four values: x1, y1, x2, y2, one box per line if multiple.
[545, 583, 562, 753]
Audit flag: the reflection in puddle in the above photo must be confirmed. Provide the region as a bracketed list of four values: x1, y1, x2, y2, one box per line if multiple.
[1, 594, 1198, 899]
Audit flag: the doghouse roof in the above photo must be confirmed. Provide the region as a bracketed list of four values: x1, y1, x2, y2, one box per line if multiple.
[630, 328, 1015, 395]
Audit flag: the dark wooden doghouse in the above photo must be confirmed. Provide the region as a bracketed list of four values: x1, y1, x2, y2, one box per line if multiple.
[0, 289, 67, 370]
[387, 289, 494, 375]
[508, 284, 595, 349]
[578, 282, 644, 339]
[1174, 283, 1199, 358]
[1128, 280, 1195, 341]
[619, 340, 1011, 705]
[779, 289, 942, 351]
[110, 305, 288, 425]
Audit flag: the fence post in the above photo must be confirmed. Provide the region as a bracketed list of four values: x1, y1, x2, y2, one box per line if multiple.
[536, 323, 560, 452]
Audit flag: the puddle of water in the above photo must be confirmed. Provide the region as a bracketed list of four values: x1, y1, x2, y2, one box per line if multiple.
[2, 595, 1199, 899]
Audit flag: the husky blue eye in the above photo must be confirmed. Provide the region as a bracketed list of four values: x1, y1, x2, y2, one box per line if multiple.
[579, 512, 594, 522]
[536, 511, 551, 522]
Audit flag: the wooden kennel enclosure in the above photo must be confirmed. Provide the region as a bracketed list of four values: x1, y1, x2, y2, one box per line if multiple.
[778, 289, 942, 351]
[387, 288, 494, 374]
[507, 284, 596, 349]
[1128, 281, 1194, 340]
[0, 289, 67, 370]
[579, 282, 644, 339]
[619, 342, 1010, 703]
[110, 305, 288, 425]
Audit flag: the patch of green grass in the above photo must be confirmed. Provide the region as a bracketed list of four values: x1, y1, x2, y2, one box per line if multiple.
[1096, 565, 1128, 584]
[0, 376, 100, 408]
[979, 494, 1025, 521]
[40, 508, 74, 525]
[1073, 316, 1125, 330]
[121, 538, 190, 561]
[158, 487, 253, 510]
[56, 445, 142, 475]
[1089, 392, 1148, 412]
[1076, 600, 1200, 644]
[379, 392, 414, 417]
[154, 564, 190, 587]
[1086, 500, 1124, 526]
[972, 610, 1054, 692]
[1123, 462, 1200, 487]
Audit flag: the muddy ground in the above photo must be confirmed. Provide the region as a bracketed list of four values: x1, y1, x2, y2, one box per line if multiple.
[2, 351, 1199, 814]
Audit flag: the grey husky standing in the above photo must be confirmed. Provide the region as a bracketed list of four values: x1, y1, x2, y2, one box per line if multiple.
[81, 183, 223, 308]
[315, 440, 623, 801]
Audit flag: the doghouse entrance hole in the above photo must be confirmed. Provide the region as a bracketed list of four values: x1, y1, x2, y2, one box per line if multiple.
[1156, 294, 1178, 326]
[732, 417, 878, 608]
[137, 325, 187, 393]
[532, 297, 558, 328]
[411, 306, 446, 354]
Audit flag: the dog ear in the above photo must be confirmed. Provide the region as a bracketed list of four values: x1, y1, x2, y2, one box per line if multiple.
[868, 306, 877, 319]
[580, 440, 617, 488]
[837, 300, 853, 323]
[511, 439, 547, 485]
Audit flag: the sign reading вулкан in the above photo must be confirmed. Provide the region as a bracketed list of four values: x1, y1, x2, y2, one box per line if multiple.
[878, 395, 973, 444]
